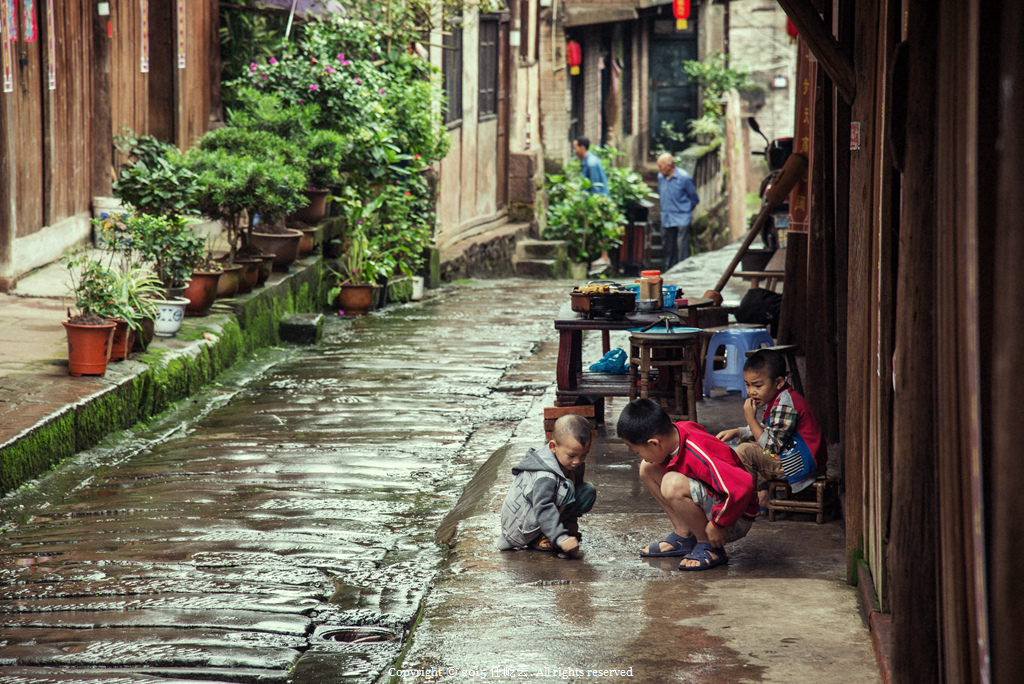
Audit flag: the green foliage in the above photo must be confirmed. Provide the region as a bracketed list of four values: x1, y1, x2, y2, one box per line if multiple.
[188, 139, 306, 256]
[125, 214, 206, 295]
[592, 146, 656, 210]
[305, 129, 348, 190]
[63, 253, 161, 329]
[544, 162, 625, 263]
[679, 53, 759, 145]
[112, 131, 200, 219]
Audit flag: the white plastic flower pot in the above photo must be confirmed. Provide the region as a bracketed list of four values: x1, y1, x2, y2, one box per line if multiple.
[411, 276, 425, 301]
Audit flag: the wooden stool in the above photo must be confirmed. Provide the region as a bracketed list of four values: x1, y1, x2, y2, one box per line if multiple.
[629, 334, 699, 421]
[767, 477, 834, 524]
[744, 344, 803, 396]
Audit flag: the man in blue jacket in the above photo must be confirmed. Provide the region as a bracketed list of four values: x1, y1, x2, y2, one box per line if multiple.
[657, 153, 700, 269]
[573, 136, 609, 196]
[573, 136, 612, 267]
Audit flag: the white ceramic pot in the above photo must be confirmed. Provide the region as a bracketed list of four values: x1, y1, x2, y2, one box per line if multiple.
[152, 297, 190, 337]
[411, 276, 425, 301]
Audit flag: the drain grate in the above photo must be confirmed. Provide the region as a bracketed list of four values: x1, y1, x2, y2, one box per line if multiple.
[316, 626, 396, 644]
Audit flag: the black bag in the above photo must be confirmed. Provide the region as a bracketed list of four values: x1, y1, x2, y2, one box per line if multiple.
[737, 287, 782, 337]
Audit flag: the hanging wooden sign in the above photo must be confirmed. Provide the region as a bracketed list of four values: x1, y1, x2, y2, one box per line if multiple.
[788, 38, 817, 235]
[45, 0, 53, 88]
[2, 0, 13, 92]
[22, 0, 35, 42]
[140, 0, 149, 73]
[176, 0, 185, 69]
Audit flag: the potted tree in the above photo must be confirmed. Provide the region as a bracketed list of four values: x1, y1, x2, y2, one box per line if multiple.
[190, 127, 306, 272]
[293, 128, 346, 227]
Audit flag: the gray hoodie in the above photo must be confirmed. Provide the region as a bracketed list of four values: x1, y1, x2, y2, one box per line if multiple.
[498, 446, 584, 550]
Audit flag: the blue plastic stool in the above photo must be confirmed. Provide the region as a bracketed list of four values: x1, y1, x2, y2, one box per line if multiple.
[703, 327, 775, 397]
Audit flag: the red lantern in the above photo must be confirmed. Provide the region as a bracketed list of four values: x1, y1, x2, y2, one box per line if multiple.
[567, 40, 582, 76]
[673, 0, 690, 30]
[786, 17, 798, 41]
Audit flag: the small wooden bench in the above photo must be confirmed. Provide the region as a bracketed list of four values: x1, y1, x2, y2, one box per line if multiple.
[733, 270, 785, 291]
[768, 477, 836, 524]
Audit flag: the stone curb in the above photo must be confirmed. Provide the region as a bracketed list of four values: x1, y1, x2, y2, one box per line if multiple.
[0, 256, 329, 496]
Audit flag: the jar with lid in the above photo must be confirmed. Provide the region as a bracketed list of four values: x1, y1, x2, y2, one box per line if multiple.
[638, 270, 663, 303]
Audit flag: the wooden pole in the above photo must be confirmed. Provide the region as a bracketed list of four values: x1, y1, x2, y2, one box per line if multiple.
[777, 0, 856, 104]
[704, 153, 808, 303]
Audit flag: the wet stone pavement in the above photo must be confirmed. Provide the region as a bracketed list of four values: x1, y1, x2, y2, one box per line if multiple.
[0, 280, 568, 684]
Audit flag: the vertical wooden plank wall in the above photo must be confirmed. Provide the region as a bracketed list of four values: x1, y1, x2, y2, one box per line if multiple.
[843, 0, 879, 588]
[109, 0, 147, 173]
[889, 0, 939, 677]
[176, 0, 214, 150]
[934, 0, 985, 680]
[986, 0, 1024, 681]
[11, 1, 45, 237]
[46, 1, 94, 223]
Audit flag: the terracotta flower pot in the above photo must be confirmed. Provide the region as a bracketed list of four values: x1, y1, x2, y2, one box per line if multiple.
[133, 317, 155, 352]
[298, 227, 318, 258]
[216, 264, 243, 299]
[184, 270, 220, 316]
[250, 228, 302, 272]
[336, 284, 375, 315]
[291, 189, 329, 224]
[107, 318, 134, 361]
[63, 319, 116, 377]
[233, 257, 261, 293]
[256, 253, 276, 286]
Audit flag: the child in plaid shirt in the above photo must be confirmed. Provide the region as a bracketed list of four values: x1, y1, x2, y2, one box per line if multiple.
[716, 349, 826, 509]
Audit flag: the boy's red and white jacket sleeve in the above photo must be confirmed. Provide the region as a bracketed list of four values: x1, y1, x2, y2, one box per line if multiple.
[675, 422, 758, 528]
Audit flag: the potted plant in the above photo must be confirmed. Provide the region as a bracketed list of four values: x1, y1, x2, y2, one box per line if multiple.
[190, 128, 306, 270]
[62, 254, 160, 374]
[327, 222, 385, 316]
[112, 130, 200, 220]
[293, 129, 346, 225]
[120, 213, 205, 336]
[183, 247, 224, 316]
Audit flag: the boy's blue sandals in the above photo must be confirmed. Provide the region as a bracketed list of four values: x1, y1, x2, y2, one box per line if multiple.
[678, 542, 728, 571]
[640, 532, 697, 557]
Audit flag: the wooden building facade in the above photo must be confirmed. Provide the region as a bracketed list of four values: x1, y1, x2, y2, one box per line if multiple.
[778, 0, 1022, 681]
[0, 0, 220, 291]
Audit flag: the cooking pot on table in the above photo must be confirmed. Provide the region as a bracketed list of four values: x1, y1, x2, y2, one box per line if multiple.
[571, 288, 637, 318]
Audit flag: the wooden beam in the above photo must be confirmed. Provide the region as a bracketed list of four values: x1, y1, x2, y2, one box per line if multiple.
[777, 0, 856, 104]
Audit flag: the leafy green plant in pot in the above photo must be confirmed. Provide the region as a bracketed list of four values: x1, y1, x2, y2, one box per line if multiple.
[544, 165, 626, 265]
[191, 127, 307, 267]
[119, 213, 205, 337]
[62, 253, 161, 373]
[327, 197, 388, 315]
[112, 130, 200, 220]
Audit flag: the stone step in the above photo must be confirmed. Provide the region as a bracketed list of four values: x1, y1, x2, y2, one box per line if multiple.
[514, 239, 568, 260]
[515, 258, 570, 279]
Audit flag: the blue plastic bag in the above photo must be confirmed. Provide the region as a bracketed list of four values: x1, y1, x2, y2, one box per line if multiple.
[589, 348, 629, 374]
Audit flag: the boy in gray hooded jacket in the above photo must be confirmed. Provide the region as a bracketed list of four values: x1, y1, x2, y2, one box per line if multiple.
[498, 414, 597, 553]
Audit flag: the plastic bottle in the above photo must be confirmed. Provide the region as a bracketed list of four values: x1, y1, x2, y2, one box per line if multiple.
[639, 270, 663, 304]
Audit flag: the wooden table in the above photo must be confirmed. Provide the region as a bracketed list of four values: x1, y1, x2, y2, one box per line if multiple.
[554, 298, 713, 419]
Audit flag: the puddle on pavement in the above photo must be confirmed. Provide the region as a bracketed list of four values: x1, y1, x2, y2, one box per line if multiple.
[0, 280, 566, 683]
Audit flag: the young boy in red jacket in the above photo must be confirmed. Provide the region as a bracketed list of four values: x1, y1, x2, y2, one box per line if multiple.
[617, 398, 758, 571]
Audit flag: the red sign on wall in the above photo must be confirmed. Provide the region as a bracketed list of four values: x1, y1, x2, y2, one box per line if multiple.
[788, 39, 817, 234]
